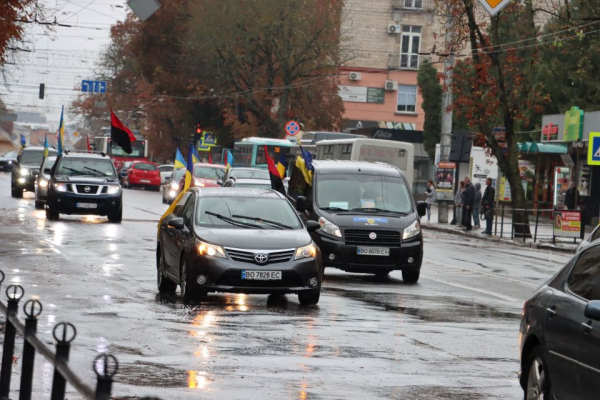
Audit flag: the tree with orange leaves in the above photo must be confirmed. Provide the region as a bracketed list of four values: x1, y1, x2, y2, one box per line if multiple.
[0, 0, 44, 66]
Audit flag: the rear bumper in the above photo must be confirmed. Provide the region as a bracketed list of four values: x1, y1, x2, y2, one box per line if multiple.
[48, 192, 122, 216]
[129, 176, 161, 186]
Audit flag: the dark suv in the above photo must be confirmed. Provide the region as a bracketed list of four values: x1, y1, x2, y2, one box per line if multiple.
[11, 146, 58, 198]
[46, 152, 123, 222]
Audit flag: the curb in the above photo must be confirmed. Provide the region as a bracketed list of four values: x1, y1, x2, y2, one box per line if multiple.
[421, 223, 577, 254]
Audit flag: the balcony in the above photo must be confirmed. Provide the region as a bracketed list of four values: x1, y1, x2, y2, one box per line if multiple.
[392, 0, 435, 12]
[388, 53, 420, 70]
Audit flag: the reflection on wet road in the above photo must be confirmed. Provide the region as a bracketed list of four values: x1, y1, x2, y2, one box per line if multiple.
[0, 174, 571, 399]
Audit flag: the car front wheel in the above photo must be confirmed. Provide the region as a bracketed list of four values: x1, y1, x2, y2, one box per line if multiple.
[524, 346, 552, 400]
[402, 270, 420, 284]
[298, 288, 320, 306]
[157, 247, 177, 293]
[180, 258, 199, 305]
[46, 206, 59, 220]
[11, 182, 22, 198]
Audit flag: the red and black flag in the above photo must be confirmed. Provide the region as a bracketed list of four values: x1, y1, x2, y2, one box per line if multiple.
[264, 145, 286, 196]
[110, 109, 136, 154]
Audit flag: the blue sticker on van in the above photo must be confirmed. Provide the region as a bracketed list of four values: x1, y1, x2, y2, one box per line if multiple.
[353, 217, 388, 226]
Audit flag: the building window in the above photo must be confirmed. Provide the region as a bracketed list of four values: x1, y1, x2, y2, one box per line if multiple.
[401, 26, 421, 69]
[397, 85, 417, 112]
[403, 0, 423, 9]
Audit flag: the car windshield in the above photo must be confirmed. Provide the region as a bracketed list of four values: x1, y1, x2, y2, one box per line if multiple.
[236, 183, 272, 189]
[4, 151, 17, 159]
[316, 174, 413, 214]
[56, 158, 116, 178]
[196, 196, 302, 229]
[135, 162, 157, 171]
[233, 169, 269, 179]
[42, 158, 56, 173]
[195, 167, 224, 180]
[172, 169, 186, 181]
[21, 150, 56, 165]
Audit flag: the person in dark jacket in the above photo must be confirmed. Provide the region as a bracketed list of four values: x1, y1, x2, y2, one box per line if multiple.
[481, 177, 496, 234]
[472, 182, 482, 229]
[462, 176, 475, 231]
[564, 182, 578, 210]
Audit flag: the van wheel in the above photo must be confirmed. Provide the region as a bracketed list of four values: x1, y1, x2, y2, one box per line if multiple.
[108, 207, 122, 223]
[46, 206, 59, 220]
[402, 270, 420, 284]
[34, 200, 44, 210]
[298, 288, 320, 306]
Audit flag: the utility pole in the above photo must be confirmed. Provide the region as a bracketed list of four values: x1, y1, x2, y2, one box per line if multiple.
[437, 6, 455, 224]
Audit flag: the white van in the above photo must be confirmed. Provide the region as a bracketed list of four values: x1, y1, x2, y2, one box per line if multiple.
[315, 138, 415, 188]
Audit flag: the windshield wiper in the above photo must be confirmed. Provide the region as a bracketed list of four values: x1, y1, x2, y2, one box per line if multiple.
[351, 207, 408, 215]
[320, 207, 349, 212]
[84, 166, 107, 176]
[205, 211, 262, 229]
[61, 167, 83, 175]
[231, 214, 294, 230]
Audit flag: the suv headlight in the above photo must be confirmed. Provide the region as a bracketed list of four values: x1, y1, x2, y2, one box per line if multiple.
[20, 167, 29, 176]
[318, 217, 341, 238]
[107, 185, 120, 194]
[197, 241, 226, 258]
[294, 242, 318, 260]
[403, 220, 421, 240]
[55, 183, 67, 192]
[38, 179, 48, 188]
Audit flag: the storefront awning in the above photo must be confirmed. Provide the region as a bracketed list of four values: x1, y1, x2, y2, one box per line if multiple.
[520, 142, 568, 154]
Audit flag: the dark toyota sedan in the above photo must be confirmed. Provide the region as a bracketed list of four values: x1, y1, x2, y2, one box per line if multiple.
[157, 188, 322, 305]
[519, 242, 600, 400]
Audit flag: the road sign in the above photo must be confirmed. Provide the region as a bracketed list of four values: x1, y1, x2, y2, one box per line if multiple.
[479, 0, 511, 16]
[587, 132, 600, 166]
[81, 80, 107, 94]
[285, 120, 300, 136]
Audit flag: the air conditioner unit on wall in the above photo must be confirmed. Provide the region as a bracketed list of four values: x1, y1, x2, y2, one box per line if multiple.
[388, 24, 401, 34]
[349, 72, 362, 81]
[385, 80, 398, 91]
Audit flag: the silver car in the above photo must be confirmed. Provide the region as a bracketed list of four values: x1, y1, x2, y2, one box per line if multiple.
[577, 225, 600, 253]
[35, 156, 56, 209]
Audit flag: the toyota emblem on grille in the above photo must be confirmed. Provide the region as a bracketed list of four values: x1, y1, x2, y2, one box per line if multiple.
[254, 254, 269, 264]
[84, 186, 91, 193]
[369, 232, 377, 240]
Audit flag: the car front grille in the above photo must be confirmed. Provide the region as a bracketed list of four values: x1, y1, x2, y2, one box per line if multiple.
[344, 229, 401, 246]
[346, 255, 398, 268]
[73, 184, 100, 194]
[216, 270, 303, 288]
[225, 248, 295, 264]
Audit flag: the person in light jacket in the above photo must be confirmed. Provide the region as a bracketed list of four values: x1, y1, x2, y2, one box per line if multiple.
[454, 181, 464, 226]
[472, 182, 482, 229]
[425, 180, 436, 222]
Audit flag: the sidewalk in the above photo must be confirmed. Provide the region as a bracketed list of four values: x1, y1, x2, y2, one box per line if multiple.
[421, 204, 580, 254]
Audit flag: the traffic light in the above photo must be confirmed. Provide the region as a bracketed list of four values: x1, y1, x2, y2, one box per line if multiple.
[196, 124, 202, 134]
[39, 83, 45, 100]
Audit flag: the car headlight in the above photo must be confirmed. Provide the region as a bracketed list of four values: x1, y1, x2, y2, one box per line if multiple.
[20, 167, 29, 176]
[168, 190, 177, 198]
[55, 183, 67, 192]
[170, 182, 180, 190]
[294, 242, 318, 260]
[107, 185, 120, 194]
[318, 217, 341, 238]
[38, 179, 48, 188]
[403, 220, 421, 240]
[7, 160, 12, 164]
[197, 241, 226, 258]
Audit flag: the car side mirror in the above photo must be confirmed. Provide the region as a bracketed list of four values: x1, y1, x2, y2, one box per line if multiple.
[296, 196, 308, 213]
[306, 220, 320, 233]
[217, 179, 222, 186]
[416, 201, 427, 217]
[168, 217, 185, 230]
[43, 168, 52, 174]
[584, 300, 600, 320]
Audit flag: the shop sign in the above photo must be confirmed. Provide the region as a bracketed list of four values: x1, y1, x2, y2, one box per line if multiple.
[435, 162, 456, 192]
[553, 210, 582, 238]
[542, 122, 559, 141]
[338, 86, 385, 104]
[563, 106, 584, 142]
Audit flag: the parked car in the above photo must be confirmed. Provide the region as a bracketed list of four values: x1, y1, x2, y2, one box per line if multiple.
[156, 188, 322, 305]
[0, 150, 18, 172]
[11, 146, 58, 198]
[124, 161, 161, 191]
[577, 224, 600, 253]
[222, 167, 270, 185]
[223, 178, 272, 189]
[118, 161, 133, 184]
[34, 156, 57, 209]
[158, 164, 174, 184]
[46, 151, 122, 222]
[519, 242, 600, 399]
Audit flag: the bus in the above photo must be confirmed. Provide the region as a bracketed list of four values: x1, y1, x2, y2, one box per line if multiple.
[288, 131, 366, 172]
[93, 128, 149, 170]
[315, 138, 415, 189]
[232, 137, 293, 170]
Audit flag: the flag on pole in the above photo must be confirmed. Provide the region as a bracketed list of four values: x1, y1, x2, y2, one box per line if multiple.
[224, 149, 233, 170]
[208, 151, 213, 165]
[158, 142, 196, 237]
[296, 144, 313, 186]
[174, 148, 186, 170]
[191, 146, 201, 164]
[264, 146, 286, 195]
[110, 109, 136, 154]
[86, 135, 92, 153]
[57, 106, 65, 156]
[43, 133, 49, 158]
[276, 153, 286, 179]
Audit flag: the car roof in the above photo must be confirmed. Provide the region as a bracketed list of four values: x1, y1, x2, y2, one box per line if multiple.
[231, 167, 266, 171]
[159, 164, 173, 167]
[61, 152, 110, 159]
[195, 163, 225, 169]
[233, 178, 271, 184]
[312, 160, 402, 176]
[21, 146, 53, 152]
[132, 160, 156, 164]
[196, 187, 284, 199]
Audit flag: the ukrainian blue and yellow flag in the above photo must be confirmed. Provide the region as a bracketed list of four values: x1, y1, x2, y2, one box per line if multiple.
[224, 149, 233, 170]
[277, 153, 286, 179]
[43, 133, 49, 158]
[174, 148, 186, 170]
[57, 106, 65, 156]
[295, 145, 313, 185]
[158, 142, 195, 236]
[191, 146, 201, 164]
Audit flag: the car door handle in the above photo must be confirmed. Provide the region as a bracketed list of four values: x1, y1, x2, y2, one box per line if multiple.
[582, 321, 593, 334]
[546, 306, 557, 318]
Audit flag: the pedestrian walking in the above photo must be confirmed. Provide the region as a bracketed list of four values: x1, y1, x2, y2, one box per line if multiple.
[462, 176, 475, 231]
[454, 181, 464, 226]
[425, 180, 436, 222]
[565, 182, 579, 210]
[481, 177, 496, 234]
[472, 182, 482, 229]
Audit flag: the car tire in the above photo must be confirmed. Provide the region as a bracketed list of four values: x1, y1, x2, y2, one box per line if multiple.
[180, 258, 199, 305]
[298, 288, 320, 306]
[34, 200, 44, 210]
[12, 183, 22, 198]
[46, 206, 59, 221]
[375, 271, 390, 278]
[523, 345, 552, 400]
[402, 270, 420, 284]
[157, 247, 177, 294]
[108, 206, 122, 223]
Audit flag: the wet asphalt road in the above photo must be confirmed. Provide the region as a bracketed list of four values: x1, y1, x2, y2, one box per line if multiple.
[0, 173, 572, 399]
